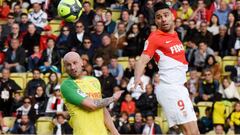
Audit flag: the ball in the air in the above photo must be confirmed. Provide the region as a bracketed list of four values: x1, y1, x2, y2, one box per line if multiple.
[57, 0, 83, 22]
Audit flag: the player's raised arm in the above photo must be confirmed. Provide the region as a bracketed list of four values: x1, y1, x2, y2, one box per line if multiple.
[134, 54, 151, 87]
[61, 81, 123, 111]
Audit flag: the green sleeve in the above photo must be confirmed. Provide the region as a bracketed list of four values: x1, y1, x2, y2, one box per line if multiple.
[60, 79, 87, 106]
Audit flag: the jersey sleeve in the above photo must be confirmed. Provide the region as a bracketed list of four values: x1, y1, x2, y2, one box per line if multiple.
[142, 32, 159, 58]
[60, 79, 87, 106]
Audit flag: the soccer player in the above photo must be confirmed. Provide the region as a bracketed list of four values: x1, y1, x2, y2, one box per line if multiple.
[61, 52, 123, 135]
[134, 2, 200, 135]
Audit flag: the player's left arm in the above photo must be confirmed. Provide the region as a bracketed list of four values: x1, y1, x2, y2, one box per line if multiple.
[103, 108, 119, 135]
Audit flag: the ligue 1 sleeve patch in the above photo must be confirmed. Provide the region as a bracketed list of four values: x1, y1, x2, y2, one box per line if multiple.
[77, 89, 87, 97]
[143, 40, 149, 51]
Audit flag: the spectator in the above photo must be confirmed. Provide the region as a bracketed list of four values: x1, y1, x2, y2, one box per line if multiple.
[10, 92, 23, 116]
[53, 113, 73, 134]
[212, 25, 229, 57]
[207, 14, 220, 36]
[225, 56, 240, 84]
[110, 0, 125, 10]
[199, 107, 213, 134]
[194, 21, 213, 48]
[108, 56, 124, 85]
[28, 46, 42, 71]
[25, 68, 46, 98]
[142, 113, 162, 135]
[91, 21, 106, 49]
[4, 23, 24, 48]
[120, 93, 136, 115]
[111, 22, 127, 57]
[79, 1, 95, 32]
[152, 73, 160, 88]
[212, 93, 227, 126]
[141, 0, 154, 25]
[1, 13, 15, 40]
[93, 6, 106, 26]
[232, 0, 240, 21]
[114, 111, 131, 134]
[45, 72, 59, 97]
[185, 39, 198, 68]
[150, 24, 157, 32]
[190, 0, 208, 25]
[0, 1, 10, 19]
[123, 56, 135, 80]
[145, 60, 159, 78]
[0, 68, 21, 116]
[22, 23, 41, 57]
[19, 13, 30, 34]
[197, 69, 219, 102]
[28, 1, 48, 32]
[94, 34, 116, 65]
[228, 25, 240, 56]
[175, 18, 185, 41]
[108, 86, 123, 116]
[39, 25, 57, 51]
[230, 102, 240, 134]
[186, 68, 199, 103]
[2, 39, 26, 72]
[127, 69, 150, 100]
[78, 37, 95, 62]
[13, 3, 22, 23]
[70, 21, 89, 51]
[184, 20, 198, 42]
[227, 12, 236, 36]
[32, 85, 48, 117]
[130, 112, 144, 134]
[206, 124, 225, 135]
[219, 77, 240, 101]
[40, 38, 61, 73]
[193, 41, 214, 71]
[0, 25, 4, 50]
[105, 10, 116, 34]
[11, 115, 35, 134]
[56, 25, 71, 57]
[214, 1, 231, 25]
[123, 23, 141, 57]
[115, 10, 134, 32]
[16, 97, 35, 121]
[137, 84, 158, 116]
[45, 85, 65, 115]
[93, 56, 104, 77]
[98, 65, 117, 98]
[177, 0, 193, 20]
[129, 2, 140, 23]
[204, 55, 221, 80]
[124, 0, 134, 11]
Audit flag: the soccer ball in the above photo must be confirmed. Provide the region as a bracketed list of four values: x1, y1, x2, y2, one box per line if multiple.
[57, 0, 83, 22]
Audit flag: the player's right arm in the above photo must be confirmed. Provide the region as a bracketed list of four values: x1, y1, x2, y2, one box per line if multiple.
[61, 79, 123, 112]
[134, 33, 158, 87]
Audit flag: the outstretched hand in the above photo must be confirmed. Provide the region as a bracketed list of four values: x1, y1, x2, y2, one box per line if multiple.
[113, 91, 124, 102]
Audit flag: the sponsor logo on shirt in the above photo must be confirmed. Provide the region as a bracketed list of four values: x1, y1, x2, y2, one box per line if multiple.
[170, 44, 184, 54]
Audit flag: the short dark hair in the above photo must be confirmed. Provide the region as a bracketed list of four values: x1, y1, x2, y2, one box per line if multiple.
[32, 68, 41, 73]
[83, 1, 91, 6]
[154, 2, 170, 13]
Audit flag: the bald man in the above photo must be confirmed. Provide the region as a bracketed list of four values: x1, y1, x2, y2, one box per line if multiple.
[60, 52, 122, 135]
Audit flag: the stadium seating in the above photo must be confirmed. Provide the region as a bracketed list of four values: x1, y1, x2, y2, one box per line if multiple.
[118, 57, 129, 69]
[3, 117, 16, 129]
[111, 10, 121, 21]
[197, 102, 213, 118]
[36, 117, 54, 135]
[10, 73, 27, 91]
[222, 56, 237, 74]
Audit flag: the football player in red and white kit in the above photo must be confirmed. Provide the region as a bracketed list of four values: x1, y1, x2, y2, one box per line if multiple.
[134, 2, 199, 135]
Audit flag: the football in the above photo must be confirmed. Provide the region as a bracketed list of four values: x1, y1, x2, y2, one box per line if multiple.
[57, 0, 83, 22]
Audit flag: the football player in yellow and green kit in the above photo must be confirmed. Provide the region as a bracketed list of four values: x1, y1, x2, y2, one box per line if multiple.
[61, 52, 123, 135]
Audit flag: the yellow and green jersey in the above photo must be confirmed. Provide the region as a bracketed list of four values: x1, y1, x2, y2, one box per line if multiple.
[60, 76, 108, 135]
[230, 111, 240, 126]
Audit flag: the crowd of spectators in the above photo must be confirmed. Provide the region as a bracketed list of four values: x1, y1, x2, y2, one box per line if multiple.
[1, 0, 240, 134]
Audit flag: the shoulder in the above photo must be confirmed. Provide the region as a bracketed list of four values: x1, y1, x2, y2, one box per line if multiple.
[83, 76, 99, 82]
[61, 78, 77, 90]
